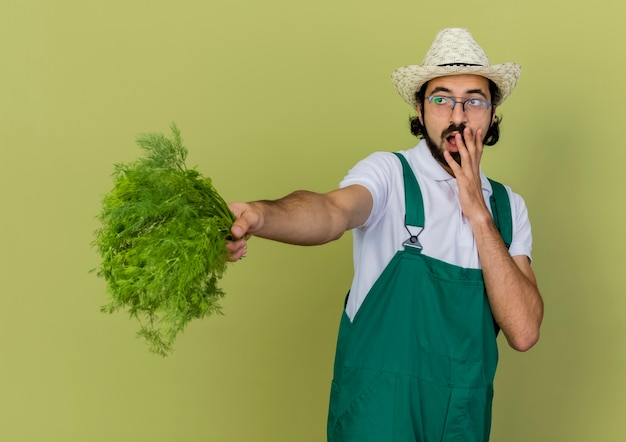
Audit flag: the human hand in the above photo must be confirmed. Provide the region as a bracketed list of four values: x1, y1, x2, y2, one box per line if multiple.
[444, 127, 491, 222]
[225, 202, 257, 261]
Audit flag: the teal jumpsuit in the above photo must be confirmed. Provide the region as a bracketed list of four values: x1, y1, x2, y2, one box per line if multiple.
[327, 153, 512, 442]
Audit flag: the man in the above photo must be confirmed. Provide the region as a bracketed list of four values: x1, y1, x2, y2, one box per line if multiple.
[226, 28, 543, 441]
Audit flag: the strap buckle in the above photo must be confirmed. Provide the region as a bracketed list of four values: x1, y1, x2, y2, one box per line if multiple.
[403, 235, 423, 249]
[403, 225, 423, 250]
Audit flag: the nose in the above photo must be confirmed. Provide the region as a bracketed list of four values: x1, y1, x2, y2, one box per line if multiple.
[450, 102, 467, 124]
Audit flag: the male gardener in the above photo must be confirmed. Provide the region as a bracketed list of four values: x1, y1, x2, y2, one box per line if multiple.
[226, 28, 543, 441]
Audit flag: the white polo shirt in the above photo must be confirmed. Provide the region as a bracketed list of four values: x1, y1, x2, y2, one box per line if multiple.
[339, 140, 533, 321]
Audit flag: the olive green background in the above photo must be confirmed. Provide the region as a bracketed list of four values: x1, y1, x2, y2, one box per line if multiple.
[1, 0, 624, 441]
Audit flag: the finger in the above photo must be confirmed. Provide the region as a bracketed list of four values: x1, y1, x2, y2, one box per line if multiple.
[226, 238, 248, 261]
[458, 128, 482, 167]
[456, 132, 468, 152]
[470, 128, 484, 163]
[230, 219, 250, 240]
[475, 128, 484, 152]
[226, 237, 246, 252]
[454, 133, 472, 165]
[227, 248, 247, 262]
[444, 150, 462, 173]
[461, 127, 477, 155]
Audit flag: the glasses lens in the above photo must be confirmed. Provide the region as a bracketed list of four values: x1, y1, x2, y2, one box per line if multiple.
[429, 96, 453, 117]
[428, 96, 490, 118]
[464, 98, 489, 116]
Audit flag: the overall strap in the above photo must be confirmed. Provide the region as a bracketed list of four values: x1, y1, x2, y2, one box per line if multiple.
[393, 152, 513, 249]
[488, 178, 512, 249]
[392, 152, 424, 228]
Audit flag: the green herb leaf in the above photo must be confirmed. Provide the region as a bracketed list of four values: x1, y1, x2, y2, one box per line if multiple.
[92, 123, 235, 356]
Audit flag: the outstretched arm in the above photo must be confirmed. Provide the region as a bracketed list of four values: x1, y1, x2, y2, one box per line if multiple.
[226, 185, 373, 261]
[445, 128, 544, 352]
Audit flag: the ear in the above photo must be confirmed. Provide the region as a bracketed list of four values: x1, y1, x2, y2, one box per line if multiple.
[491, 106, 497, 124]
[417, 104, 424, 125]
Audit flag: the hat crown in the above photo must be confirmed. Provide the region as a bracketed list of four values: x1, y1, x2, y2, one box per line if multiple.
[422, 28, 490, 67]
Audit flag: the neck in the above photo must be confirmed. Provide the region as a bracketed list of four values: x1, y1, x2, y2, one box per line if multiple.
[423, 139, 458, 177]
[439, 160, 456, 177]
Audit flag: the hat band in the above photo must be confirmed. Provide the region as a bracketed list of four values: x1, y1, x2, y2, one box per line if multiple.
[437, 63, 483, 67]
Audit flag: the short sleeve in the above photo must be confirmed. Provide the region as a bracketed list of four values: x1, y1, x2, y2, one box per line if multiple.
[339, 151, 401, 229]
[506, 187, 533, 261]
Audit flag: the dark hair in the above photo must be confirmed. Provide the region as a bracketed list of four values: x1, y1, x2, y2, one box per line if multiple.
[409, 79, 502, 146]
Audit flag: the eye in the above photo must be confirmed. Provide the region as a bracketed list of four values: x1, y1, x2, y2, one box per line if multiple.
[431, 96, 450, 105]
[467, 98, 485, 107]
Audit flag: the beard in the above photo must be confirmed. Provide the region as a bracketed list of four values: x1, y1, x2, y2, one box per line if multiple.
[423, 123, 466, 168]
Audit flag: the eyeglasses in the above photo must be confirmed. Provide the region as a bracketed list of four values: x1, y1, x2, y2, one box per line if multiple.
[426, 95, 491, 117]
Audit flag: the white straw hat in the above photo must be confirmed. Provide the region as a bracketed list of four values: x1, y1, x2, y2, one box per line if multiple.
[391, 28, 521, 108]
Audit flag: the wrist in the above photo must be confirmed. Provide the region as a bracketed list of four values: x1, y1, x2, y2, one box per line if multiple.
[467, 208, 495, 230]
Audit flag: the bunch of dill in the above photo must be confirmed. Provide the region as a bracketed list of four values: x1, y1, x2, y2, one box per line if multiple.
[93, 124, 235, 356]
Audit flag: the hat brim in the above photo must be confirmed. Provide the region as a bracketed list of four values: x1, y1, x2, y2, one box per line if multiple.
[391, 63, 521, 108]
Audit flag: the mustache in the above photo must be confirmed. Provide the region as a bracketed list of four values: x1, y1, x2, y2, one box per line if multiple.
[442, 124, 471, 141]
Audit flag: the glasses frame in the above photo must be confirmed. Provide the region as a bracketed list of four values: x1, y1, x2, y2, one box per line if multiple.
[426, 95, 492, 115]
